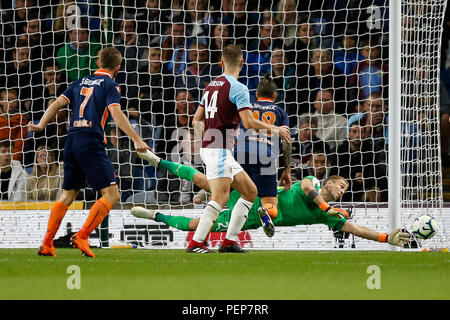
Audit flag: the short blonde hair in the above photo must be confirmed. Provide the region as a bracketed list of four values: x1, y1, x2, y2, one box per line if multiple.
[99, 47, 123, 69]
[222, 44, 243, 68]
[324, 175, 349, 188]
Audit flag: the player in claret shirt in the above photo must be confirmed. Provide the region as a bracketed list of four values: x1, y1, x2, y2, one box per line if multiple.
[139, 44, 291, 253]
[29, 47, 150, 258]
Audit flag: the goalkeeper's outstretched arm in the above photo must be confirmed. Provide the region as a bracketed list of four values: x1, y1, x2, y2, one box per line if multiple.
[340, 221, 410, 247]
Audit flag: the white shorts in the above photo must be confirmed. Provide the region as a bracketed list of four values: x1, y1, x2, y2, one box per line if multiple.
[200, 148, 243, 181]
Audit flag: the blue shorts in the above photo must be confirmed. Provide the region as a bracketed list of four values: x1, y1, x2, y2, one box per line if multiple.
[62, 133, 116, 191]
[240, 162, 277, 198]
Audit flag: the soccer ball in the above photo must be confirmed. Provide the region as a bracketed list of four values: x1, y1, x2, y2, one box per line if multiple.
[412, 214, 437, 239]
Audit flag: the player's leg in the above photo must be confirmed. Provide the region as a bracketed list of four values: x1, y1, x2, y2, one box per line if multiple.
[38, 189, 79, 257]
[72, 184, 120, 257]
[187, 148, 234, 253]
[219, 169, 257, 253]
[260, 197, 278, 219]
[131, 206, 197, 231]
[258, 197, 277, 238]
[70, 141, 119, 257]
[38, 137, 82, 257]
[187, 177, 231, 253]
[245, 164, 277, 237]
[138, 149, 210, 191]
[77, 184, 120, 240]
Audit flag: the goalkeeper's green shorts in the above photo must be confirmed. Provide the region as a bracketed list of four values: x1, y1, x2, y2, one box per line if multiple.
[211, 208, 261, 232]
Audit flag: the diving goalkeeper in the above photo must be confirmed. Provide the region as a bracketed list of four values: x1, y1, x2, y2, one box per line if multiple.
[132, 151, 410, 248]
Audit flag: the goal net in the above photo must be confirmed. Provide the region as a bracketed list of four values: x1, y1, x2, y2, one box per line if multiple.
[0, 0, 449, 250]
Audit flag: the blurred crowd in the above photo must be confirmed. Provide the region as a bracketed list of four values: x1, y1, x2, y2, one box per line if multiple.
[0, 0, 449, 205]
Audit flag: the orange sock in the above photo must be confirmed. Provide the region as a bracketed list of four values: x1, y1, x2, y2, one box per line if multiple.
[263, 203, 278, 219]
[43, 201, 69, 247]
[78, 197, 112, 239]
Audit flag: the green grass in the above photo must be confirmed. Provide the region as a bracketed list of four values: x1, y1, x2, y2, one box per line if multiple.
[0, 248, 449, 300]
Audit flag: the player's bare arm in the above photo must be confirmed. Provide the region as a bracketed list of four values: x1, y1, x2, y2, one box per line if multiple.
[193, 105, 205, 140]
[341, 220, 409, 247]
[28, 95, 68, 132]
[280, 139, 292, 190]
[239, 109, 291, 142]
[109, 106, 150, 153]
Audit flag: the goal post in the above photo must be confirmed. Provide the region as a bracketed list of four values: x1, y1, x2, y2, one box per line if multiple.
[388, 0, 402, 251]
[399, 0, 449, 249]
[0, 1, 449, 250]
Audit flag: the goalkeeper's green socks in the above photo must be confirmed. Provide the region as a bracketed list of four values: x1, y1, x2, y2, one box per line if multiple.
[158, 159, 200, 182]
[155, 212, 192, 231]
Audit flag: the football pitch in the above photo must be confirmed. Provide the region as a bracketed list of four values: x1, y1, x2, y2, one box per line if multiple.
[0, 248, 449, 300]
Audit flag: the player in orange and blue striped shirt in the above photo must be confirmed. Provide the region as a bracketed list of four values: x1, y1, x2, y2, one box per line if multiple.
[29, 47, 150, 258]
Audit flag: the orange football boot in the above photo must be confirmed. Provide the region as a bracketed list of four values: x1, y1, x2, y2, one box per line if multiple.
[37, 244, 56, 257]
[70, 233, 95, 258]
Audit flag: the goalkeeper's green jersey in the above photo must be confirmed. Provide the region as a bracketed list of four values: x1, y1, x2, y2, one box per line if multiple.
[213, 176, 346, 232]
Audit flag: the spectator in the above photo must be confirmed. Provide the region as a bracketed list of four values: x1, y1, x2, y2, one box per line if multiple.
[175, 41, 222, 101]
[0, 38, 43, 121]
[161, 15, 192, 75]
[209, 23, 233, 64]
[160, 89, 196, 160]
[1, 0, 36, 48]
[169, 129, 204, 204]
[126, 103, 161, 153]
[347, 92, 421, 174]
[56, 17, 101, 82]
[0, 89, 27, 163]
[333, 30, 364, 78]
[18, 11, 56, 62]
[297, 47, 349, 116]
[107, 124, 136, 201]
[135, 0, 170, 43]
[325, 0, 389, 42]
[290, 114, 323, 171]
[24, 63, 69, 166]
[210, 0, 233, 22]
[52, 0, 80, 47]
[168, 0, 184, 20]
[184, 0, 215, 38]
[288, 13, 317, 79]
[311, 89, 348, 152]
[52, 0, 101, 45]
[243, 18, 282, 102]
[131, 41, 175, 128]
[331, 116, 388, 202]
[409, 58, 450, 167]
[149, 90, 196, 204]
[268, 47, 297, 127]
[26, 146, 63, 201]
[348, 92, 387, 155]
[113, 16, 148, 95]
[294, 143, 331, 183]
[222, 0, 259, 50]
[42, 61, 67, 106]
[247, 16, 282, 55]
[0, 140, 27, 202]
[440, 81, 450, 166]
[274, 0, 298, 50]
[350, 38, 389, 101]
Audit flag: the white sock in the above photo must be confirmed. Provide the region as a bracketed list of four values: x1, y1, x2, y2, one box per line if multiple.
[192, 200, 221, 243]
[225, 197, 253, 242]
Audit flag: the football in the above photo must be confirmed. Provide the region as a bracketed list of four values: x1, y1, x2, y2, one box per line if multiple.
[412, 214, 437, 239]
